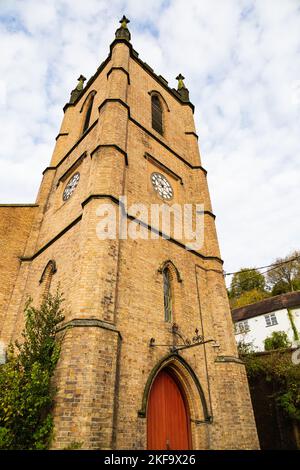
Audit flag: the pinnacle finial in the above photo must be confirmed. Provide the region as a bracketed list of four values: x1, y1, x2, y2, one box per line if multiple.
[69, 74, 86, 104]
[176, 74, 190, 102]
[176, 73, 186, 90]
[120, 15, 130, 28]
[76, 75, 87, 91]
[115, 15, 131, 41]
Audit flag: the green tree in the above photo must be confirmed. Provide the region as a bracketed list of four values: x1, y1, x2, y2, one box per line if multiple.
[271, 280, 291, 296]
[229, 268, 268, 308]
[0, 289, 65, 450]
[267, 250, 300, 294]
[271, 278, 300, 296]
[230, 288, 270, 309]
[230, 268, 266, 298]
[264, 331, 291, 351]
[242, 350, 300, 422]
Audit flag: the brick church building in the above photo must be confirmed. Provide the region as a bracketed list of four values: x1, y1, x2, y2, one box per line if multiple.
[0, 17, 259, 450]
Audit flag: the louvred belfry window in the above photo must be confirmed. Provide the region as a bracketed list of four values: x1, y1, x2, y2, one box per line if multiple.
[152, 95, 163, 135]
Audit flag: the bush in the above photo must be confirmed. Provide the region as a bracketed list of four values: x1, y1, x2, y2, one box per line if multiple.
[237, 339, 255, 355]
[264, 331, 291, 351]
[0, 289, 65, 450]
[242, 349, 300, 422]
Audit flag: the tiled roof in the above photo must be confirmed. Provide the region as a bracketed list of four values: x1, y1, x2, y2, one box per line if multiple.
[232, 291, 300, 322]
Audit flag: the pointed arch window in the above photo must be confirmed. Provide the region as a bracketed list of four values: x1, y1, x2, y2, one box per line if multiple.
[151, 95, 163, 135]
[82, 94, 95, 134]
[39, 260, 57, 299]
[163, 268, 172, 322]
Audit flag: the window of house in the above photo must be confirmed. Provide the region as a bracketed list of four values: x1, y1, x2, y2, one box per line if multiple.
[235, 320, 250, 334]
[151, 95, 163, 135]
[265, 313, 278, 327]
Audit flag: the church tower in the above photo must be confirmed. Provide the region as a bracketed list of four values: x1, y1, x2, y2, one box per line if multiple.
[0, 18, 259, 450]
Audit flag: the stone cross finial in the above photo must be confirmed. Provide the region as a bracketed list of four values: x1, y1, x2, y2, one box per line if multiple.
[76, 74, 86, 91]
[176, 74, 190, 102]
[115, 15, 131, 41]
[120, 15, 130, 28]
[69, 74, 86, 104]
[176, 73, 186, 90]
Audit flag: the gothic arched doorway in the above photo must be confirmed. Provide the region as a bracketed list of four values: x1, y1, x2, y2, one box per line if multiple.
[147, 369, 191, 450]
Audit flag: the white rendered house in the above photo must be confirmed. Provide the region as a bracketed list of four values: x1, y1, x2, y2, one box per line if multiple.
[232, 291, 300, 351]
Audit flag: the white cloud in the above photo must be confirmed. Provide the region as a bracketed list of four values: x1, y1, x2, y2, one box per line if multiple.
[0, 0, 300, 279]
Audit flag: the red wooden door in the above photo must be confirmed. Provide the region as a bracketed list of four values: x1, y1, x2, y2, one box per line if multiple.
[147, 369, 191, 450]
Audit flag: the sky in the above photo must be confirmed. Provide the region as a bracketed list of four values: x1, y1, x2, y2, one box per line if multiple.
[0, 0, 300, 281]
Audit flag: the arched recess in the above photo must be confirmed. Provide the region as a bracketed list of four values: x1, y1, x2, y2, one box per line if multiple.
[147, 367, 191, 449]
[39, 260, 57, 299]
[148, 90, 170, 112]
[149, 91, 169, 136]
[162, 267, 172, 322]
[138, 353, 210, 424]
[158, 260, 182, 323]
[80, 90, 97, 135]
[158, 260, 182, 283]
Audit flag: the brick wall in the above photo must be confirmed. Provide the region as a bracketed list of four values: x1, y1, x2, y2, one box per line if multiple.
[0, 205, 38, 343]
[0, 35, 259, 450]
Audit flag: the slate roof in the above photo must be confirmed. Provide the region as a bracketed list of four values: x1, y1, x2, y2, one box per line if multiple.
[232, 291, 300, 322]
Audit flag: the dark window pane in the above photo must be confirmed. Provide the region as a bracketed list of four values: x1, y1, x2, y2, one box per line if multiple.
[82, 96, 94, 134]
[152, 95, 163, 135]
[163, 268, 172, 322]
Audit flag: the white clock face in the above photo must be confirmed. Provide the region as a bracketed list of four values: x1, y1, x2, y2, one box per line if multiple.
[151, 172, 173, 200]
[63, 172, 80, 201]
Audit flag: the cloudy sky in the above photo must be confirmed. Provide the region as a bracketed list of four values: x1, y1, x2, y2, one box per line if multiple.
[0, 0, 300, 280]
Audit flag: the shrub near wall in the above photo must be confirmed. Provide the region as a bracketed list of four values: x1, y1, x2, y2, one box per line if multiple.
[0, 289, 65, 450]
[241, 348, 300, 449]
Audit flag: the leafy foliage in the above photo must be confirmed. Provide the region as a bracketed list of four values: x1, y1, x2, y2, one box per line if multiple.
[267, 250, 300, 293]
[271, 280, 293, 296]
[0, 289, 65, 450]
[241, 349, 300, 422]
[232, 251, 300, 426]
[271, 279, 300, 296]
[264, 331, 291, 351]
[228, 268, 269, 308]
[230, 288, 270, 309]
[228, 250, 300, 308]
[237, 339, 255, 355]
[287, 309, 299, 342]
[230, 268, 266, 298]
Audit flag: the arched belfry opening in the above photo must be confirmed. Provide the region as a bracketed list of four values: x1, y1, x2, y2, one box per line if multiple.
[140, 354, 210, 450]
[151, 94, 163, 135]
[80, 90, 96, 135]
